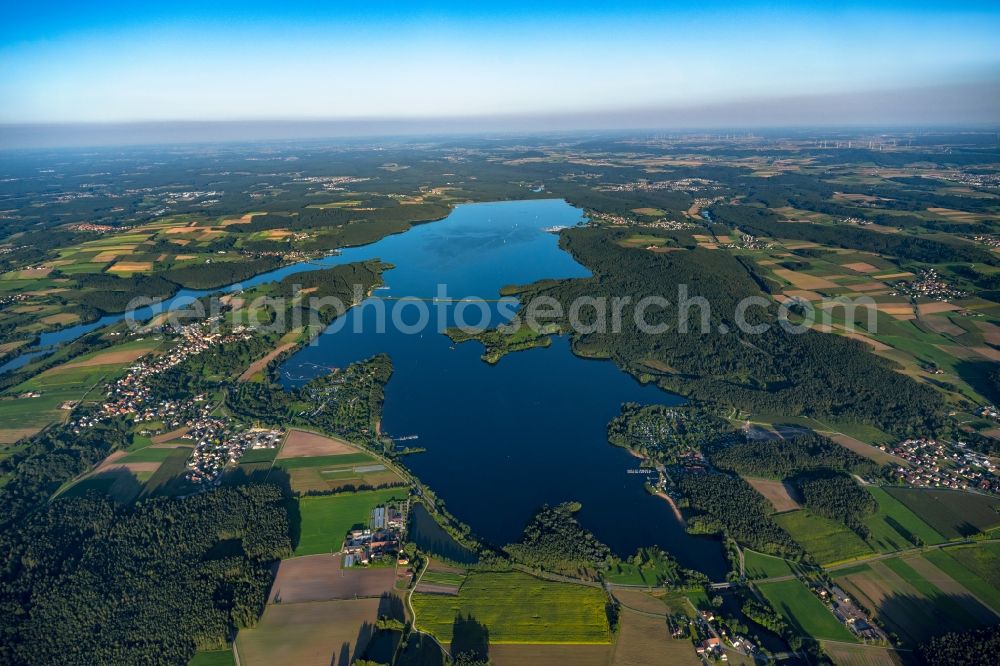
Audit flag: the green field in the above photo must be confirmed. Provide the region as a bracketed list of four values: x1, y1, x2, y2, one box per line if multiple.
[411, 571, 610, 644]
[863, 486, 946, 552]
[120, 447, 180, 463]
[238, 447, 279, 464]
[820, 421, 893, 446]
[743, 549, 798, 579]
[830, 563, 871, 577]
[924, 545, 1000, 614]
[885, 487, 1000, 539]
[0, 392, 75, 441]
[880, 557, 988, 630]
[273, 452, 375, 469]
[13, 340, 157, 396]
[421, 570, 466, 587]
[295, 488, 405, 556]
[758, 579, 856, 642]
[139, 446, 193, 497]
[188, 649, 235, 666]
[834, 557, 998, 646]
[774, 509, 873, 565]
[59, 475, 122, 501]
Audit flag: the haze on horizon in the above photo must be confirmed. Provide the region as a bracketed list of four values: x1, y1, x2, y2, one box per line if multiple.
[1, 1, 999, 146]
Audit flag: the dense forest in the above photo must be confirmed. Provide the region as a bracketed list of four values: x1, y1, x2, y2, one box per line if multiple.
[607, 403, 732, 462]
[0, 418, 130, 530]
[797, 473, 877, 540]
[63, 273, 178, 314]
[513, 227, 947, 436]
[504, 502, 613, 576]
[919, 626, 1000, 665]
[706, 433, 877, 479]
[0, 485, 291, 665]
[676, 473, 801, 557]
[160, 256, 285, 290]
[270, 259, 391, 325]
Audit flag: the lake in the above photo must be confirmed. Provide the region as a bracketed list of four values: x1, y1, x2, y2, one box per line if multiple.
[278, 199, 728, 579]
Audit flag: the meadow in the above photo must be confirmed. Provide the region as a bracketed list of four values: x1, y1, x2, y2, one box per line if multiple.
[774, 509, 873, 565]
[421, 569, 466, 587]
[411, 571, 611, 644]
[237, 447, 279, 464]
[138, 446, 194, 497]
[757, 579, 856, 642]
[187, 650, 235, 666]
[120, 446, 183, 463]
[743, 549, 798, 580]
[818, 642, 904, 666]
[274, 452, 375, 469]
[489, 644, 613, 666]
[295, 488, 405, 556]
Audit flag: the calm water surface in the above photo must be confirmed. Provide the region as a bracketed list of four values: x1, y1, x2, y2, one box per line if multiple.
[278, 199, 728, 578]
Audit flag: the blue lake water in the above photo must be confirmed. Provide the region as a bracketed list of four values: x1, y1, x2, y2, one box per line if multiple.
[8, 197, 727, 577]
[277, 199, 728, 578]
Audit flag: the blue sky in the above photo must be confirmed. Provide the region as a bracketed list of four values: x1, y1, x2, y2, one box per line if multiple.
[1, 1, 998, 125]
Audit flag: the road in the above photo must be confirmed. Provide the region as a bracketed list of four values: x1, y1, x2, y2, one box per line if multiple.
[406, 559, 453, 660]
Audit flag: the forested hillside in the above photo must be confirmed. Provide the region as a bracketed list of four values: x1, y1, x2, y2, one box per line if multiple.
[0, 485, 291, 665]
[515, 227, 947, 436]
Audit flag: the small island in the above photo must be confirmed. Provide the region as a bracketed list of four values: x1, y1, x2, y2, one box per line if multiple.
[445, 322, 560, 364]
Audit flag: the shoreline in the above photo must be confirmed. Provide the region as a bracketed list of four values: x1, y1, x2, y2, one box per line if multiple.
[620, 446, 687, 527]
[654, 490, 686, 527]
